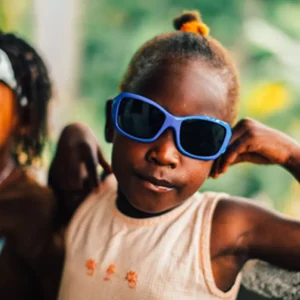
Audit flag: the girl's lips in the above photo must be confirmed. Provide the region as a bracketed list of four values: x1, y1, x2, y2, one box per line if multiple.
[140, 179, 173, 193]
[135, 173, 175, 193]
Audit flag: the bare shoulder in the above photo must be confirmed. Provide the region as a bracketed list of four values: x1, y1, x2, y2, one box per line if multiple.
[211, 194, 300, 280]
[1, 169, 56, 211]
[212, 194, 297, 257]
[19, 171, 57, 215]
[211, 195, 278, 257]
[0, 170, 58, 260]
[214, 196, 272, 221]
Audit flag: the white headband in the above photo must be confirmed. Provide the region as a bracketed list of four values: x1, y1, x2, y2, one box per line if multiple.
[0, 49, 28, 106]
[0, 49, 17, 90]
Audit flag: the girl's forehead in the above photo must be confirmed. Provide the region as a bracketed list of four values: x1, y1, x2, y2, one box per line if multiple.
[131, 61, 228, 119]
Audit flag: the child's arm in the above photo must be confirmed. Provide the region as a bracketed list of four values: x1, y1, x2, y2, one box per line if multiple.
[216, 197, 300, 270]
[48, 123, 112, 225]
[0, 180, 62, 300]
[210, 118, 300, 181]
[211, 118, 300, 271]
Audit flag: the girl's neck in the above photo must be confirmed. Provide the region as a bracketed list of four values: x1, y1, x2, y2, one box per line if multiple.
[0, 140, 17, 186]
[116, 191, 174, 219]
[0, 138, 13, 166]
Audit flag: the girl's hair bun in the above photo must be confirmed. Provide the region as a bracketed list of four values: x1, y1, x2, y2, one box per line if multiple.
[173, 11, 203, 31]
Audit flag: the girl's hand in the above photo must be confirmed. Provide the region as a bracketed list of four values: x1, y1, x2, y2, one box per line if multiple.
[48, 123, 112, 224]
[49, 122, 111, 192]
[210, 118, 300, 180]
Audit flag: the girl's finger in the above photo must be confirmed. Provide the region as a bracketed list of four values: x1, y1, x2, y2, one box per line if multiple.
[97, 146, 112, 174]
[57, 150, 83, 190]
[81, 143, 99, 190]
[209, 157, 222, 178]
[209, 120, 249, 179]
[229, 119, 251, 145]
[217, 133, 251, 175]
[231, 153, 271, 165]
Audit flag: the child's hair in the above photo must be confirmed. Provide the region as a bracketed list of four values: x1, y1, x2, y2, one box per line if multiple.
[120, 11, 239, 124]
[0, 32, 52, 165]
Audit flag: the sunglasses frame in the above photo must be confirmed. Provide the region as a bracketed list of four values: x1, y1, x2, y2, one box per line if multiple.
[112, 92, 232, 161]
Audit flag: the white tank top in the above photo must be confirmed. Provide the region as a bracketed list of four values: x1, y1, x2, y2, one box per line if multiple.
[59, 175, 241, 300]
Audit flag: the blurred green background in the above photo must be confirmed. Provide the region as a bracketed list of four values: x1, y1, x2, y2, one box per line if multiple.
[1, 0, 300, 299]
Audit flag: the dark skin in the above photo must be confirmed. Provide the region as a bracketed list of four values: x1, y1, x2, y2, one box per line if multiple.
[0, 82, 63, 300]
[210, 118, 300, 291]
[48, 122, 111, 225]
[51, 59, 300, 294]
[111, 63, 226, 213]
[0, 83, 109, 299]
[110, 59, 300, 291]
[0, 170, 63, 300]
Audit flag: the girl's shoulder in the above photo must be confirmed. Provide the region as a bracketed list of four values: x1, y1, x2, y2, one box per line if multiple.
[210, 194, 278, 256]
[5, 168, 53, 196]
[213, 194, 270, 221]
[211, 194, 263, 232]
[0, 168, 56, 223]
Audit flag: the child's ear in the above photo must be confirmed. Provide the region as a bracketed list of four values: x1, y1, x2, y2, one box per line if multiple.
[105, 99, 114, 143]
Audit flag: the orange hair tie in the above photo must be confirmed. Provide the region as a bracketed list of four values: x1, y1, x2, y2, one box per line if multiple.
[180, 20, 210, 37]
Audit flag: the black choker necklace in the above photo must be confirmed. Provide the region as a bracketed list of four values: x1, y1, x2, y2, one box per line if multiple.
[116, 192, 174, 219]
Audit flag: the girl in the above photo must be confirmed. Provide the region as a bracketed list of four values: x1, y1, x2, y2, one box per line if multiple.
[0, 32, 61, 300]
[0, 31, 111, 300]
[57, 11, 300, 300]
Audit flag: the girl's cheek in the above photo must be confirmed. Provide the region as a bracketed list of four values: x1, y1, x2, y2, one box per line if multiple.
[0, 85, 17, 147]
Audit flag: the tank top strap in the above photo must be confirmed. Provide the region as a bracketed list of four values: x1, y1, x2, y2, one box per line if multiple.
[199, 192, 242, 299]
[65, 174, 118, 250]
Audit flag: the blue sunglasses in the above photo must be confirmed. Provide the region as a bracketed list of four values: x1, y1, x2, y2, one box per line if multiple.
[112, 92, 232, 161]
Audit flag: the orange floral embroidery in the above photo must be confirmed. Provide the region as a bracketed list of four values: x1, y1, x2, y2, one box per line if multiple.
[126, 271, 138, 289]
[104, 264, 116, 281]
[86, 259, 97, 276]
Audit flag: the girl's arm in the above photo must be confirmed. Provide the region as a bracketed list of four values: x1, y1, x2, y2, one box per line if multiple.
[48, 122, 111, 225]
[211, 118, 300, 269]
[210, 118, 300, 182]
[218, 196, 300, 270]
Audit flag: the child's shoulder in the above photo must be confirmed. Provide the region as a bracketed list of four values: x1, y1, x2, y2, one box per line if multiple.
[0, 169, 57, 259]
[1, 168, 56, 219]
[210, 194, 271, 256]
[213, 194, 268, 220]
[2, 168, 52, 193]
[212, 194, 269, 229]
[24, 169, 54, 200]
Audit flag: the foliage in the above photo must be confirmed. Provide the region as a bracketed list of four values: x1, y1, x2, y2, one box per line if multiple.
[0, 0, 33, 38]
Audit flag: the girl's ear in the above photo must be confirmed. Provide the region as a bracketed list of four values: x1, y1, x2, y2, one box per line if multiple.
[105, 99, 114, 143]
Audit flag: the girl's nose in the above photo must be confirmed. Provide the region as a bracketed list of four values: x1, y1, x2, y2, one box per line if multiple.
[145, 129, 180, 169]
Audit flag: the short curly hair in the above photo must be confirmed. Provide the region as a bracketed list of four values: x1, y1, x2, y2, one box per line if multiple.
[0, 32, 52, 165]
[120, 11, 239, 124]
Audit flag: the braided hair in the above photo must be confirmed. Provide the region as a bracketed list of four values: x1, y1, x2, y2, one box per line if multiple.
[120, 11, 239, 124]
[0, 32, 52, 165]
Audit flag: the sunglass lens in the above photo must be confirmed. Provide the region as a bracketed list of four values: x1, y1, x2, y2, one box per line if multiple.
[117, 97, 166, 139]
[180, 119, 226, 157]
